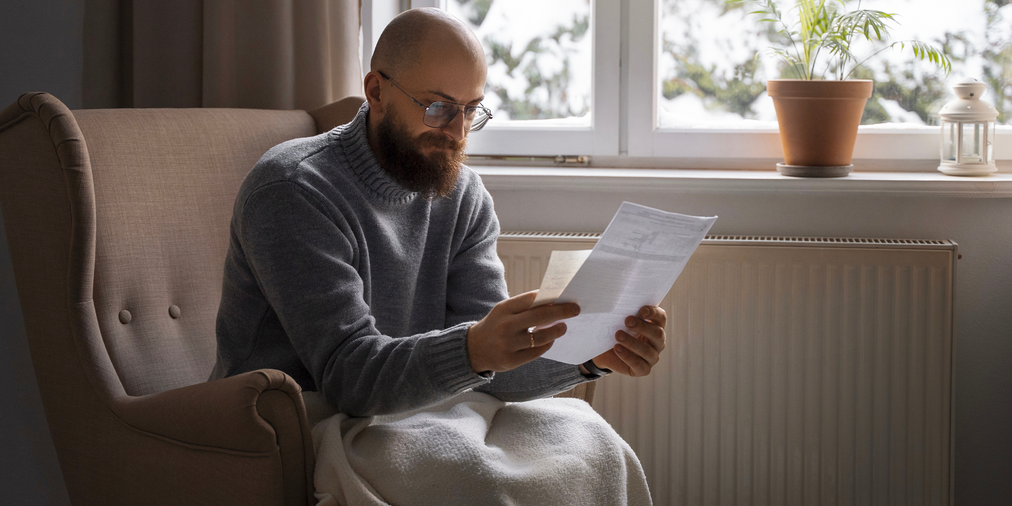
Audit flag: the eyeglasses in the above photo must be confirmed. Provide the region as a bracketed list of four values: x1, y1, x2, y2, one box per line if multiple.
[378, 71, 492, 132]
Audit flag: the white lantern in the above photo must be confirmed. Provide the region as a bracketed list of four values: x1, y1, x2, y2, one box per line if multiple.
[938, 77, 998, 176]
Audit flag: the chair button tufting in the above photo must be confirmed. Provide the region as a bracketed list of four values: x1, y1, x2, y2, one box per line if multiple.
[169, 305, 181, 319]
[118, 310, 132, 324]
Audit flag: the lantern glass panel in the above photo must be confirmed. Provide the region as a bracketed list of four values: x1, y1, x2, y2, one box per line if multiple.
[988, 122, 996, 162]
[961, 122, 985, 163]
[942, 122, 957, 161]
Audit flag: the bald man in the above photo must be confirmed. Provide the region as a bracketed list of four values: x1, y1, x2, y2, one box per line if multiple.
[210, 8, 667, 417]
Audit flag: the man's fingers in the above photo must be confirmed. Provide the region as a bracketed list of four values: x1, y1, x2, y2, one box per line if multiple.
[639, 305, 667, 327]
[615, 334, 654, 376]
[520, 301, 580, 330]
[625, 315, 666, 353]
[615, 347, 650, 376]
[590, 307, 667, 378]
[519, 340, 555, 362]
[497, 290, 540, 314]
[616, 330, 660, 365]
[525, 322, 567, 350]
[470, 292, 580, 373]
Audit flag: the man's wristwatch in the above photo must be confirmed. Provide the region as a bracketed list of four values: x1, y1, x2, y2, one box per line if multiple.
[581, 359, 612, 376]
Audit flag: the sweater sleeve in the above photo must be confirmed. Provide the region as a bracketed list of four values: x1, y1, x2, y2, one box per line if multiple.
[444, 181, 593, 401]
[238, 181, 489, 416]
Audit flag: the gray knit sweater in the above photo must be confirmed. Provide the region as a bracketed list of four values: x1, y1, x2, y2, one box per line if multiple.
[211, 104, 593, 416]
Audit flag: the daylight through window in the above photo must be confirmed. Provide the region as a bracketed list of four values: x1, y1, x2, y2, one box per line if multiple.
[658, 0, 1011, 131]
[446, 0, 594, 128]
[365, 0, 1011, 163]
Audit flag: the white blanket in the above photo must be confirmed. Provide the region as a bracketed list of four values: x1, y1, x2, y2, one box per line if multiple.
[310, 391, 652, 506]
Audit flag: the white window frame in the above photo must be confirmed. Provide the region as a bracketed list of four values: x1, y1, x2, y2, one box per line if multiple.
[627, 0, 1012, 166]
[363, 0, 1010, 167]
[360, 0, 621, 158]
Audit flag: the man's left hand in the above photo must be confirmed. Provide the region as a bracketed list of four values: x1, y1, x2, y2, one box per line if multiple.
[590, 306, 667, 377]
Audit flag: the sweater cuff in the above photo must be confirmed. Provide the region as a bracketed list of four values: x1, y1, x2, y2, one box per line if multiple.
[426, 323, 492, 394]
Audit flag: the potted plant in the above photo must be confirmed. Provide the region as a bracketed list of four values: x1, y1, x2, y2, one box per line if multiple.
[730, 0, 951, 177]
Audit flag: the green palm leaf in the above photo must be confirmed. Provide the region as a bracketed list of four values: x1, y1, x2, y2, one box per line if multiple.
[729, 0, 951, 81]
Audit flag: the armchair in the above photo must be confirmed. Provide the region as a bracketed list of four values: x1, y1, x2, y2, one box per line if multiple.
[0, 92, 594, 505]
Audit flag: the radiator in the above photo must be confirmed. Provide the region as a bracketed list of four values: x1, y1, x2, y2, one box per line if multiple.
[497, 233, 955, 506]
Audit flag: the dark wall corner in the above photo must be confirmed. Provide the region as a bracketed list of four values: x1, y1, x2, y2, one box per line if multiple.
[0, 0, 85, 109]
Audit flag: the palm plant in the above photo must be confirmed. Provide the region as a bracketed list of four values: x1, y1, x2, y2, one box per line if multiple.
[730, 0, 951, 80]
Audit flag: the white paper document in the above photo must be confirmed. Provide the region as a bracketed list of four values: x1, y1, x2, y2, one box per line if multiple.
[532, 250, 593, 307]
[536, 202, 717, 365]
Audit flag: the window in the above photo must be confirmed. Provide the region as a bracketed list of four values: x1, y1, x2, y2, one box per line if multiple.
[364, 0, 619, 157]
[363, 0, 1012, 167]
[635, 0, 1012, 164]
[445, 0, 593, 126]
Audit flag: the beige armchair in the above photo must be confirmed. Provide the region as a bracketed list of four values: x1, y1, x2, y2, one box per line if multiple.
[0, 93, 595, 506]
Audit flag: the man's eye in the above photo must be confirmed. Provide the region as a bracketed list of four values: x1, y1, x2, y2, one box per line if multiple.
[428, 102, 451, 115]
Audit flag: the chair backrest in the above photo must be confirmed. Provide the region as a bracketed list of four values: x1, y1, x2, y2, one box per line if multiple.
[74, 107, 318, 395]
[0, 92, 369, 398]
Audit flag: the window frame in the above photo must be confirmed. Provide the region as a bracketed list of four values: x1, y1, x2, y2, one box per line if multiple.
[363, 0, 1011, 167]
[361, 0, 621, 157]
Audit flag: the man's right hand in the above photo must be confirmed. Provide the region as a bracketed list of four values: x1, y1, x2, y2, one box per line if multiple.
[466, 290, 580, 373]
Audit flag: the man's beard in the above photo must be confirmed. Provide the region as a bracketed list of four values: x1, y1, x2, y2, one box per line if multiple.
[375, 112, 467, 201]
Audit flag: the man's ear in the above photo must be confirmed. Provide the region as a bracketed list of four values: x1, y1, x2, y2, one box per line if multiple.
[364, 72, 384, 113]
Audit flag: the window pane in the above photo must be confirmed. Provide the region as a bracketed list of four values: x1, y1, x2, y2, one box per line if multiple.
[446, 0, 593, 127]
[657, 0, 1012, 130]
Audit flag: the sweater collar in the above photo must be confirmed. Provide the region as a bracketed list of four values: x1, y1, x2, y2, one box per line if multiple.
[335, 102, 417, 204]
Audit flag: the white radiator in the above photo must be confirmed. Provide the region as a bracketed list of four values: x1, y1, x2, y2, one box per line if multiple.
[497, 233, 955, 506]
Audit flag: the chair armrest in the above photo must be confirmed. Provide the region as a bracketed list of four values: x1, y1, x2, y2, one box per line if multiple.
[110, 369, 307, 453]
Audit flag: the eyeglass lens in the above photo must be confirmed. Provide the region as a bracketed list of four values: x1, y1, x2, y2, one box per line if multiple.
[423, 103, 490, 131]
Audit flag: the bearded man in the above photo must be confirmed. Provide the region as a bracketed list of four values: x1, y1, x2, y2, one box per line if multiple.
[211, 7, 666, 434]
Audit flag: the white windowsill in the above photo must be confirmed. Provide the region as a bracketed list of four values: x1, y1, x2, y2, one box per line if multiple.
[473, 166, 1012, 198]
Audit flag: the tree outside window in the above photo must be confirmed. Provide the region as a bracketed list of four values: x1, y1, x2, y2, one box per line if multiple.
[657, 0, 1011, 129]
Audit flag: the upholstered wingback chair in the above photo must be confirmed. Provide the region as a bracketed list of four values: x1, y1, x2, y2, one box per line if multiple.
[0, 92, 360, 506]
[0, 93, 595, 506]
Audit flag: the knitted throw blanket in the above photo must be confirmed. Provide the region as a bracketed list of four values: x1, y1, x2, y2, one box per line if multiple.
[311, 391, 652, 506]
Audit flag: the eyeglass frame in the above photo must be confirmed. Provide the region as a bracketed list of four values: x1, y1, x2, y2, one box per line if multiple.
[377, 71, 493, 132]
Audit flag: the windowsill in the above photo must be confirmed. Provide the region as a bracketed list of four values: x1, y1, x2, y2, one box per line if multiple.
[473, 166, 1012, 198]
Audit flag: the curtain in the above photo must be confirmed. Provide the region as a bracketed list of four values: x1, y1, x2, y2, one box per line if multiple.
[82, 0, 362, 110]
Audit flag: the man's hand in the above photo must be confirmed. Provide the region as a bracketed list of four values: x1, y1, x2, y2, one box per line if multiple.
[590, 306, 667, 377]
[467, 290, 580, 373]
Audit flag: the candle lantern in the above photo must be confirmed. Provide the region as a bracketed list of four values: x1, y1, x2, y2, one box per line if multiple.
[938, 77, 998, 176]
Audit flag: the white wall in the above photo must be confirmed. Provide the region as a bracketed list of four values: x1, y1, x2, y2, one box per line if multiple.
[486, 183, 1012, 505]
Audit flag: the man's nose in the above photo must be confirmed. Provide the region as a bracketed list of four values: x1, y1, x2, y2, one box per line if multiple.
[440, 109, 467, 142]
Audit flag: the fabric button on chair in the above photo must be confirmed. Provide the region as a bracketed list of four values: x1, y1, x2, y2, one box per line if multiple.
[169, 305, 181, 319]
[119, 310, 132, 324]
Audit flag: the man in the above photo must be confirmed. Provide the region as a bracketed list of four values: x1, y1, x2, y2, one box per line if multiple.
[211, 8, 667, 418]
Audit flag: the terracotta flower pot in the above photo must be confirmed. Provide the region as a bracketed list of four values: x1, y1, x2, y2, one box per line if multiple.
[767, 79, 873, 177]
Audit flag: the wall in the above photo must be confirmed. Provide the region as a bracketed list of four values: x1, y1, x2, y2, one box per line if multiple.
[0, 0, 83, 109]
[487, 185, 1012, 505]
[0, 1, 81, 505]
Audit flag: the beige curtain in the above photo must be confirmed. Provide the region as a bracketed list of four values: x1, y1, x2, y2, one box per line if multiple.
[83, 0, 362, 110]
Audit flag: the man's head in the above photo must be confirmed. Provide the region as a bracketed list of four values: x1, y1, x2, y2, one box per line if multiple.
[364, 8, 487, 200]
